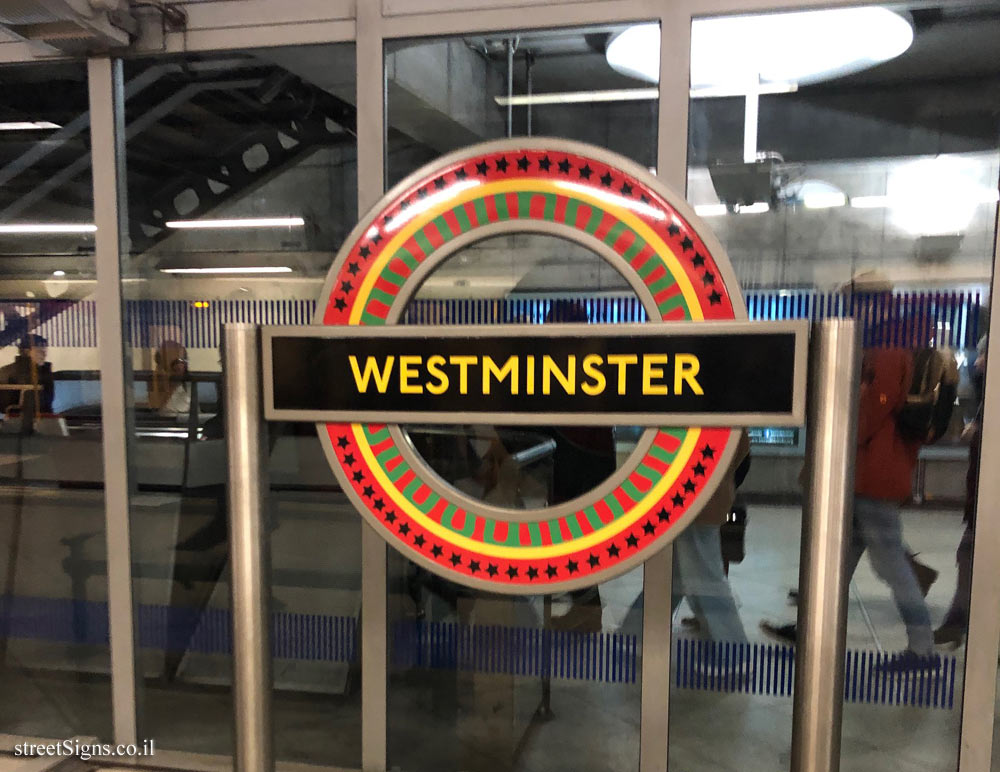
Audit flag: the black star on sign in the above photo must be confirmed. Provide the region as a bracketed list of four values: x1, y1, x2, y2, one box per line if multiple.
[352, 470, 364, 483]
[359, 245, 371, 258]
[545, 564, 558, 579]
[640, 194, 650, 204]
[702, 272, 716, 286]
[468, 560, 480, 573]
[495, 157, 509, 173]
[557, 158, 571, 174]
[476, 161, 489, 176]
[692, 252, 705, 268]
[506, 565, 519, 579]
[417, 187, 428, 198]
[667, 223, 680, 236]
[383, 214, 393, 225]
[599, 172, 613, 187]
[449, 552, 462, 567]
[708, 290, 722, 305]
[538, 156, 552, 171]
[527, 566, 539, 580]
[680, 236, 694, 251]
[337, 436, 349, 449]
[671, 492, 685, 508]
[607, 543, 621, 558]
[399, 200, 410, 211]
[620, 182, 633, 196]
[347, 261, 360, 276]
[487, 563, 499, 577]
[693, 462, 706, 477]
[588, 553, 600, 568]
[384, 510, 396, 523]
[343, 453, 355, 466]
[414, 534, 425, 548]
[398, 522, 410, 536]
[566, 559, 579, 574]
[683, 479, 697, 494]
[334, 297, 347, 311]
[578, 163, 593, 180]
[642, 520, 656, 535]
[625, 533, 639, 549]
[362, 485, 374, 498]
[657, 507, 671, 522]
[431, 544, 443, 558]
[373, 497, 385, 511]
[516, 155, 530, 171]
[455, 168, 468, 180]
[434, 177, 447, 190]
[371, 232, 382, 245]
[702, 445, 716, 459]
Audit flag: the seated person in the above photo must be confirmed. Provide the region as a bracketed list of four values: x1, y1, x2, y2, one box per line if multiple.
[0, 334, 53, 417]
[149, 340, 191, 418]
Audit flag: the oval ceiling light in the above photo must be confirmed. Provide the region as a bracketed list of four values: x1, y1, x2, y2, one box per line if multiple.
[607, 8, 913, 93]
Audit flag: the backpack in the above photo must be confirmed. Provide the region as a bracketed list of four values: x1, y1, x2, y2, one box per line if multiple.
[896, 349, 959, 443]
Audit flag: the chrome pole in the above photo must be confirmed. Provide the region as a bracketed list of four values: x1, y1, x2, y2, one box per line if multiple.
[790, 319, 860, 772]
[224, 323, 274, 772]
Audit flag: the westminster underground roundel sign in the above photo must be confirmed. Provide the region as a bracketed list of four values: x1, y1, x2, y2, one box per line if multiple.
[313, 138, 747, 595]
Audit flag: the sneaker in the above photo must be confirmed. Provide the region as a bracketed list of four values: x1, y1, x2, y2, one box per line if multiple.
[877, 650, 941, 673]
[681, 616, 701, 630]
[760, 621, 797, 644]
[908, 554, 938, 597]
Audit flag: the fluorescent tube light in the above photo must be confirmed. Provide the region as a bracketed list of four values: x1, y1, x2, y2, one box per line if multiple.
[736, 202, 770, 214]
[164, 217, 305, 229]
[495, 89, 656, 106]
[850, 196, 889, 209]
[803, 192, 846, 209]
[159, 267, 293, 275]
[0, 223, 97, 234]
[694, 204, 727, 217]
[0, 121, 60, 131]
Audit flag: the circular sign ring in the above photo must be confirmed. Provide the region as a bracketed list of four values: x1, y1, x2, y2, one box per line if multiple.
[316, 138, 745, 594]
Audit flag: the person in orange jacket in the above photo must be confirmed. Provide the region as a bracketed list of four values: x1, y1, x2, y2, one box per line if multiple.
[763, 271, 936, 669]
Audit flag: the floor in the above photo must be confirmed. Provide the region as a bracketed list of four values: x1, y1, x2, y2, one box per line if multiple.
[0, 503, 988, 772]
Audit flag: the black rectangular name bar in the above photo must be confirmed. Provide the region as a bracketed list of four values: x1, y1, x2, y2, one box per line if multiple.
[262, 321, 808, 427]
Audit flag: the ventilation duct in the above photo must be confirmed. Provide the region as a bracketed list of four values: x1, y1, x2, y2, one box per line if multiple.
[0, 0, 137, 53]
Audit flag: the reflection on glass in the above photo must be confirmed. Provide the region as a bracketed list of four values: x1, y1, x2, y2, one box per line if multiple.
[118, 45, 361, 765]
[683, 4, 998, 771]
[0, 62, 111, 744]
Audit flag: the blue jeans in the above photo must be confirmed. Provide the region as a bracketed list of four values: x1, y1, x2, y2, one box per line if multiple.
[848, 496, 933, 655]
[672, 524, 748, 643]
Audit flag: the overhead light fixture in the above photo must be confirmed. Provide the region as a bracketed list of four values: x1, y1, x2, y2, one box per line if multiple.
[803, 192, 846, 210]
[495, 88, 656, 106]
[851, 196, 889, 209]
[887, 157, 992, 236]
[0, 223, 97, 234]
[694, 204, 727, 217]
[160, 267, 293, 274]
[607, 10, 913, 92]
[0, 121, 61, 131]
[735, 202, 769, 215]
[52, 270, 66, 277]
[164, 217, 305, 229]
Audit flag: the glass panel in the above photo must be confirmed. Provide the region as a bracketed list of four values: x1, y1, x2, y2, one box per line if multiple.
[385, 24, 656, 772]
[0, 62, 110, 743]
[119, 45, 360, 766]
[683, 4, 998, 770]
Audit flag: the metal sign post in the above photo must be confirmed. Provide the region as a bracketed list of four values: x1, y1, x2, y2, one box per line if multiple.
[223, 323, 274, 772]
[791, 319, 861, 772]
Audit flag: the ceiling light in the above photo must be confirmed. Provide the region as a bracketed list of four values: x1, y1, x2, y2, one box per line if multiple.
[736, 202, 769, 215]
[887, 157, 990, 236]
[694, 204, 727, 217]
[0, 223, 96, 234]
[0, 121, 60, 131]
[607, 10, 913, 92]
[52, 270, 66, 276]
[160, 267, 293, 274]
[803, 192, 846, 209]
[851, 196, 889, 209]
[495, 88, 656, 106]
[164, 217, 305, 229]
